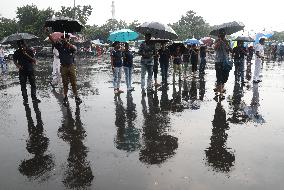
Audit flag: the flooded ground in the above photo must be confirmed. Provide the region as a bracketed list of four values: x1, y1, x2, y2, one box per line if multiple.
[0, 55, 284, 190]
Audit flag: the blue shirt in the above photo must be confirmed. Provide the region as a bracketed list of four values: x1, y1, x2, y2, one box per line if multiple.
[54, 42, 76, 65]
[111, 49, 123, 67]
[123, 50, 133, 67]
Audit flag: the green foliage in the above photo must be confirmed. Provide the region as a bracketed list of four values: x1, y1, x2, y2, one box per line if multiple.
[55, 5, 93, 25]
[170, 10, 211, 40]
[0, 17, 18, 40]
[271, 31, 284, 42]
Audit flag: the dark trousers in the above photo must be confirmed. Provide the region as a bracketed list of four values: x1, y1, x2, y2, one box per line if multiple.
[199, 57, 206, 73]
[192, 60, 198, 72]
[153, 60, 159, 79]
[160, 62, 169, 84]
[19, 70, 37, 100]
[215, 62, 229, 85]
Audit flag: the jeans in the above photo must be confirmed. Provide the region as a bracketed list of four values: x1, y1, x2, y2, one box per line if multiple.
[60, 64, 78, 96]
[234, 59, 244, 82]
[113, 66, 122, 89]
[160, 62, 169, 84]
[199, 57, 206, 73]
[19, 70, 37, 100]
[124, 66, 133, 90]
[141, 63, 153, 90]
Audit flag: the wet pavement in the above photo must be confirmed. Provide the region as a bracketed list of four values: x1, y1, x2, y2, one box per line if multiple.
[0, 56, 284, 190]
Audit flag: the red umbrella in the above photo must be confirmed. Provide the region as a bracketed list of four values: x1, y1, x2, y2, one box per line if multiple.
[46, 32, 77, 42]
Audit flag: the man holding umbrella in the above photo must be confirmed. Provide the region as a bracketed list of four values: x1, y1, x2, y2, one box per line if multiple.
[47, 33, 82, 105]
[13, 40, 41, 104]
[138, 33, 155, 94]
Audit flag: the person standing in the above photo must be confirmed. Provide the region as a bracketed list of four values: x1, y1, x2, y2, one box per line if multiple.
[138, 33, 155, 94]
[123, 42, 134, 92]
[0, 45, 7, 73]
[232, 40, 247, 83]
[111, 41, 124, 94]
[13, 40, 41, 104]
[153, 50, 160, 87]
[190, 44, 199, 75]
[158, 43, 171, 87]
[51, 45, 61, 86]
[172, 46, 183, 81]
[199, 45, 207, 75]
[214, 29, 232, 97]
[253, 38, 265, 83]
[48, 33, 82, 105]
[182, 44, 191, 77]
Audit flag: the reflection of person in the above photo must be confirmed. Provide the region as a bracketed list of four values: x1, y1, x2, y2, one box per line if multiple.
[13, 40, 41, 104]
[19, 102, 54, 180]
[232, 41, 247, 83]
[253, 38, 265, 83]
[111, 41, 124, 94]
[205, 102, 235, 173]
[182, 44, 191, 76]
[214, 29, 232, 97]
[114, 94, 140, 152]
[48, 33, 82, 105]
[51, 45, 61, 86]
[190, 44, 199, 74]
[139, 33, 155, 93]
[123, 42, 134, 92]
[199, 74, 206, 101]
[246, 46, 254, 81]
[199, 45, 207, 75]
[58, 105, 94, 189]
[139, 92, 178, 165]
[172, 46, 183, 81]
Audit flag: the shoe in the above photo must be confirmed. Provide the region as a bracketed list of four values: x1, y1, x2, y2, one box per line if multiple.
[63, 97, 69, 106]
[32, 98, 41, 103]
[75, 96, 82, 105]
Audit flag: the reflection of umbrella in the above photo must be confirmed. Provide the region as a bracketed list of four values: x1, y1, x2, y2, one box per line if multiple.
[210, 21, 245, 36]
[45, 16, 83, 33]
[108, 29, 139, 42]
[1, 33, 39, 44]
[135, 22, 178, 39]
[184, 38, 200, 45]
[233, 36, 254, 42]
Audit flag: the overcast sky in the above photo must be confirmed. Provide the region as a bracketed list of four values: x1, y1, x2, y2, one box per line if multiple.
[1, 0, 284, 33]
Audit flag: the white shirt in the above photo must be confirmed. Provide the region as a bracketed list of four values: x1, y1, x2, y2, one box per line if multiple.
[0, 48, 4, 57]
[254, 44, 264, 60]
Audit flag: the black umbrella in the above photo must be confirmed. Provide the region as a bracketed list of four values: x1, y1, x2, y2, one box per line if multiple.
[232, 36, 255, 42]
[149, 39, 171, 44]
[135, 22, 178, 40]
[210, 21, 245, 36]
[45, 16, 83, 33]
[1, 33, 39, 44]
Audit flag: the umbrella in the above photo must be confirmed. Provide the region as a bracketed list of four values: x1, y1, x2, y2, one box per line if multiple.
[200, 37, 214, 46]
[149, 39, 171, 44]
[135, 22, 178, 40]
[44, 16, 83, 33]
[45, 32, 77, 41]
[184, 38, 200, 45]
[209, 21, 245, 36]
[108, 29, 139, 42]
[232, 36, 255, 42]
[1, 33, 39, 44]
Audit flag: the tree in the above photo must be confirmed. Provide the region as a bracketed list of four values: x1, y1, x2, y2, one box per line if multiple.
[55, 5, 93, 25]
[128, 20, 141, 31]
[170, 10, 211, 40]
[16, 5, 54, 39]
[0, 17, 18, 40]
[97, 19, 128, 42]
[271, 31, 284, 42]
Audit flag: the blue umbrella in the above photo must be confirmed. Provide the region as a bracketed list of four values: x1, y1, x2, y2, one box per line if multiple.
[184, 38, 200, 45]
[108, 29, 139, 42]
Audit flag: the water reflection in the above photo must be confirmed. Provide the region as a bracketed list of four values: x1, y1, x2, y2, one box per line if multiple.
[139, 92, 178, 165]
[228, 82, 248, 124]
[114, 94, 141, 152]
[199, 74, 206, 101]
[171, 79, 186, 112]
[244, 83, 265, 124]
[205, 102, 235, 173]
[57, 102, 94, 189]
[19, 102, 55, 181]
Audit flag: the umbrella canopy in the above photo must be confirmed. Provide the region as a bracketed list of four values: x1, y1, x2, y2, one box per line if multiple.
[45, 32, 77, 41]
[232, 36, 254, 42]
[135, 22, 178, 40]
[45, 16, 83, 33]
[200, 37, 214, 46]
[209, 21, 245, 36]
[149, 39, 171, 44]
[108, 29, 138, 42]
[184, 38, 200, 45]
[1, 33, 39, 44]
